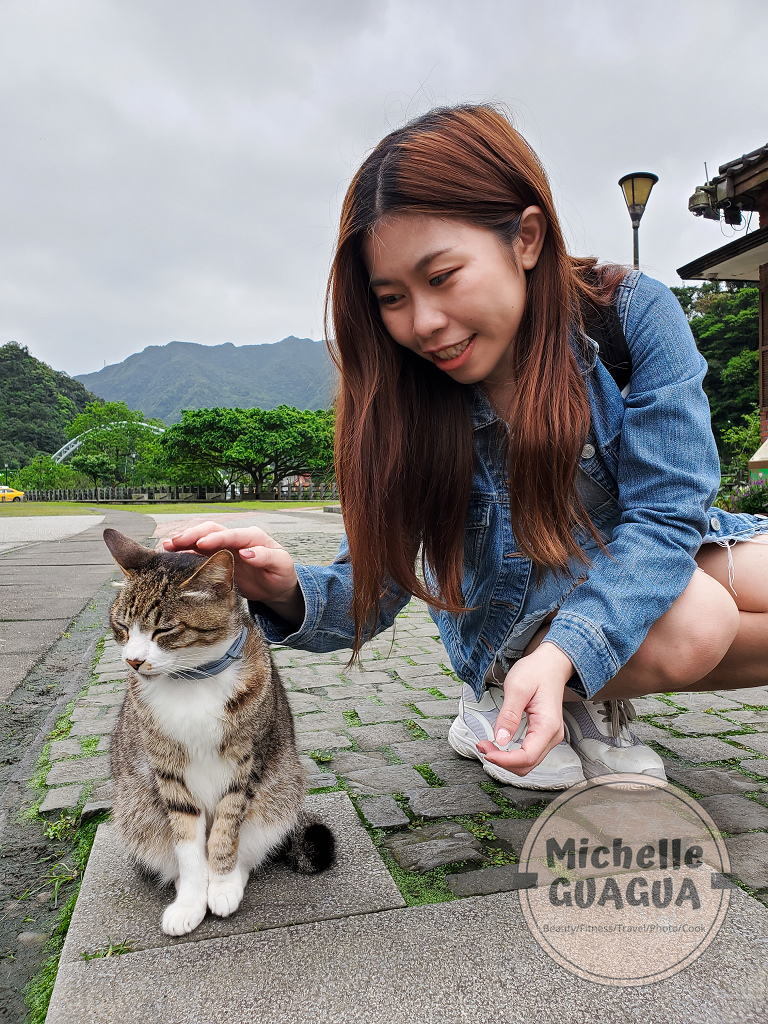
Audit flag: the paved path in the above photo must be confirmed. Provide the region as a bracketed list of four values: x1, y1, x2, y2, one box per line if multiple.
[0, 514, 104, 554]
[0, 511, 151, 701]
[30, 515, 768, 1022]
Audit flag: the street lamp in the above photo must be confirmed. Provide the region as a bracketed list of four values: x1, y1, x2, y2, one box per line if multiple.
[618, 172, 659, 268]
[3, 463, 7, 486]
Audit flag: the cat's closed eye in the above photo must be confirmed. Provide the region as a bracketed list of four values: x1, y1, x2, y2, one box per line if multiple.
[152, 625, 179, 638]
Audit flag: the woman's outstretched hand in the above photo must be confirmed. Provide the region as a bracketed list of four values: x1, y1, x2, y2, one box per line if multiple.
[162, 521, 305, 627]
[476, 642, 575, 776]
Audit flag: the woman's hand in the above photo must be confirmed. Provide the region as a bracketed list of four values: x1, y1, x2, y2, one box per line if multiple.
[476, 642, 574, 775]
[162, 521, 305, 627]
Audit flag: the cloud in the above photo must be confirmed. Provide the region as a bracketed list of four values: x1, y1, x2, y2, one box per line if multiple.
[0, 0, 766, 375]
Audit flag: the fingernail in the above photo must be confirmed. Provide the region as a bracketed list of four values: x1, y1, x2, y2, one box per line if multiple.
[496, 728, 511, 745]
[241, 548, 254, 558]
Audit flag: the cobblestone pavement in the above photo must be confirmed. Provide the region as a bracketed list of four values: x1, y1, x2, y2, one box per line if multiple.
[16, 518, 768, 1022]
[36, 538, 768, 903]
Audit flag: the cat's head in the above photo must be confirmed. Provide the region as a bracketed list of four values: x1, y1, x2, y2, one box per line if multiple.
[104, 528, 240, 678]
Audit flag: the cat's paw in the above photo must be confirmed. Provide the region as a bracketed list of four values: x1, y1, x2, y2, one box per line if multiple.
[161, 897, 208, 935]
[207, 871, 245, 918]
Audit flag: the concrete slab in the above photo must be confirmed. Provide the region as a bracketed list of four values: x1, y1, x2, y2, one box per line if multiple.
[59, 792, 405, 963]
[735, 733, 768, 756]
[0, 619, 71, 654]
[698, 794, 768, 834]
[665, 767, 767, 797]
[668, 692, 747, 713]
[654, 736, 744, 763]
[46, 887, 768, 1024]
[0, 515, 104, 545]
[0, 509, 151, 698]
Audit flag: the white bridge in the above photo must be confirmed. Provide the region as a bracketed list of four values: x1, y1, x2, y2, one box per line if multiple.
[52, 422, 165, 463]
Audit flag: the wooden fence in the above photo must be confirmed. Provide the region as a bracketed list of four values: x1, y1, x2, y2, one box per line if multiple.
[22, 482, 339, 503]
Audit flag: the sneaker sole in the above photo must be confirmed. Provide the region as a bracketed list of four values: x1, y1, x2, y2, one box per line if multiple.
[448, 717, 584, 790]
[578, 751, 667, 783]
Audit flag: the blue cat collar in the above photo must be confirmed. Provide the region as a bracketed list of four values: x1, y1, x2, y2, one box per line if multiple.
[167, 626, 248, 681]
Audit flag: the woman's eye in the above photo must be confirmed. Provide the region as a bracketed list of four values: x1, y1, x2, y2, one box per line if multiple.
[429, 271, 453, 287]
[379, 293, 402, 306]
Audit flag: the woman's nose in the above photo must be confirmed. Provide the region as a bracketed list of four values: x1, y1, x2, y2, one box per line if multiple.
[411, 297, 449, 341]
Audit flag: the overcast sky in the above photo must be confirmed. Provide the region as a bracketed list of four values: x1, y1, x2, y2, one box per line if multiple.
[1, 0, 766, 377]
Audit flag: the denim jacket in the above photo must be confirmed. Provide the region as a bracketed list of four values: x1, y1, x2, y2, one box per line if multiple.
[252, 271, 756, 699]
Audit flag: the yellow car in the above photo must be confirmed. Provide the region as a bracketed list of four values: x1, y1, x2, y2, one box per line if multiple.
[0, 486, 24, 502]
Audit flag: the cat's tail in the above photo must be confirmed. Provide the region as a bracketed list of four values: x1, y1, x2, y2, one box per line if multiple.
[283, 811, 336, 874]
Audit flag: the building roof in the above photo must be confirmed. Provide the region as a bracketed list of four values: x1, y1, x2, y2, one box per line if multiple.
[677, 225, 768, 282]
[714, 143, 768, 183]
[749, 435, 768, 470]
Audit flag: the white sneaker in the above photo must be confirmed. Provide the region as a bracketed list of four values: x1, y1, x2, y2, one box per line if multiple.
[562, 698, 667, 781]
[448, 685, 586, 790]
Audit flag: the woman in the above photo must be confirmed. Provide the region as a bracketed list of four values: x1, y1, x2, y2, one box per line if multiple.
[166, 105, 768, 790]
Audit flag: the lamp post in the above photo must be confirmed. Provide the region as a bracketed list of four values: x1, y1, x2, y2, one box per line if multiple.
[618, 172, 658, 268]
[3, 463, 7, 486]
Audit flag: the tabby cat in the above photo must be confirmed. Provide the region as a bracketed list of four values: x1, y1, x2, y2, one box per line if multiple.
[103, 528, 335, 936]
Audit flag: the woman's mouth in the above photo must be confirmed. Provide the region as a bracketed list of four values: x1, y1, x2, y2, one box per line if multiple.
[431, 334, 476, 369]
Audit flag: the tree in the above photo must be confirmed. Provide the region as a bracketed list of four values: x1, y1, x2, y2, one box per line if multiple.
[0, 342, 95, 467]
[721, 408, 762, 476]
[671, 282, 759, 453]
[69, 452, 117, 489]
[12, 454, 78, 491]
[158, 406, 335, 490]
[65, 401, 164, 485]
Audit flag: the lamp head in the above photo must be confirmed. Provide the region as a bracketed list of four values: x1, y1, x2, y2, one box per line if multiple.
[618, 172, 659, 226]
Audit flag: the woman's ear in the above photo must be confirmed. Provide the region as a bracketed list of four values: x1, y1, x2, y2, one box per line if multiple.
[516, 205, 547, 271]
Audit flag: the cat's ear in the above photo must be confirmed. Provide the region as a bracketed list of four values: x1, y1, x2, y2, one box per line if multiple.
[103, 529, 154, 578]
[179, 549, 235, 597]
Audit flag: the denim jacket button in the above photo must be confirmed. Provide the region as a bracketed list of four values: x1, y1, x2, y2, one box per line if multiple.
[710, 516, 721, 532]
[581, 443, 595, 460]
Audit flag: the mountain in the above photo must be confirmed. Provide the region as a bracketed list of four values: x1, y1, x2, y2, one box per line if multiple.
[0, 342, 97, 466]
[74, 337, 337, 424]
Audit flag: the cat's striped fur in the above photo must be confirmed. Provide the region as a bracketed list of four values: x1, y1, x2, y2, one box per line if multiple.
[103, 528, 335, 936]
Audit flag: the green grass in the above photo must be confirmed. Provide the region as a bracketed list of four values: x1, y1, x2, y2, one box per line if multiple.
[0, 499, 333, 517]
[375, 846, 458, 905]
[23, 813, 108, 1024]
[413, 763, 444, 787]
[81, 939, 135, 961]
[0, 502, 103, 517]
[24, 891, 79, 1024]
[403, 719, 429, 740]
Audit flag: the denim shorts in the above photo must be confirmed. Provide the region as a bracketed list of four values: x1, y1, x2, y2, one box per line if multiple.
[483, 496, 768, 690]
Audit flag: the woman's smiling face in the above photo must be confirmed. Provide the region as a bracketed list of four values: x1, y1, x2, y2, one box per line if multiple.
[363, 209, 546, 398]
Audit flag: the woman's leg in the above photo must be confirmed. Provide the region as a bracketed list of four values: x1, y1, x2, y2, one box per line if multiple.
[680, 537, 768, 691]
[538, 537, 768, 702]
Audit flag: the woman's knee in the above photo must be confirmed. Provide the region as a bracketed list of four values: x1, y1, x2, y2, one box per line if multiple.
[631, 570, 740, 689]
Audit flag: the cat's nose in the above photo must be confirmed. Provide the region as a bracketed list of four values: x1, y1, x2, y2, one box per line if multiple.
[126, 658, 145, 670]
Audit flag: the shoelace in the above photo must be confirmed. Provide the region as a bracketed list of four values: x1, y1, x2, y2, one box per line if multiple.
[596, 698, 636, 739]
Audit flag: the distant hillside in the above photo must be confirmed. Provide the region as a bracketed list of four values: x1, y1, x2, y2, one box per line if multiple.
[75, 337, 337, 424]
[0, 342, 97, 466]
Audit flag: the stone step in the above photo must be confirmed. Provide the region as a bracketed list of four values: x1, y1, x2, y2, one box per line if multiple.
[54, 792, 403, 970]
[45, 880, 768, 1023]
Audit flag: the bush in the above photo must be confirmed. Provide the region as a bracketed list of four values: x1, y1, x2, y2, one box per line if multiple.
[722, 480, 768, 516]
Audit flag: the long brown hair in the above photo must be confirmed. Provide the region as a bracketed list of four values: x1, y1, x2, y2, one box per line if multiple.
[326, 104, 625, 655]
